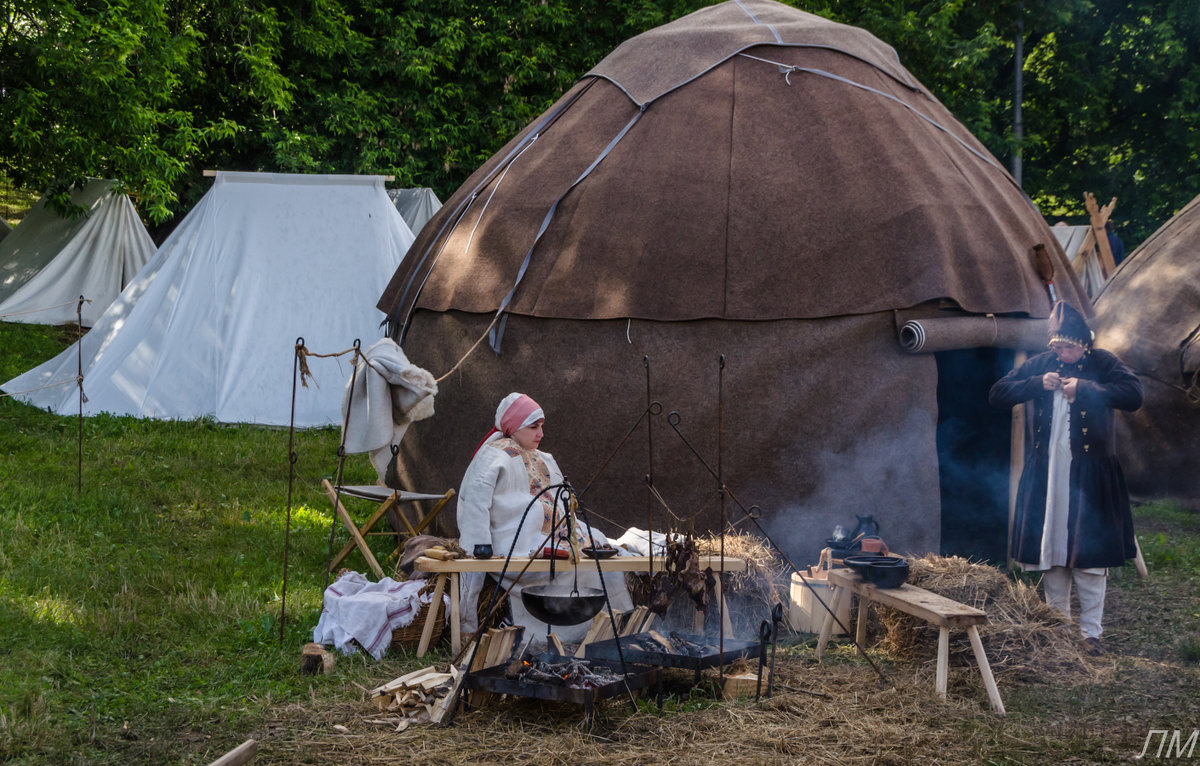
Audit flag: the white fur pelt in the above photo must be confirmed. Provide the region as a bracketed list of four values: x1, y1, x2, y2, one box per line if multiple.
[340, 338, 437, 481]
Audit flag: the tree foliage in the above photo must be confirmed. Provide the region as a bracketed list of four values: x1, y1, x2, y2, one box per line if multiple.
[1, 0, 1196, 243]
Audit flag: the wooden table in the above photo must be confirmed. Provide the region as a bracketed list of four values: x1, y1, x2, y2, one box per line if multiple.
[815, 568, 1005, 715]
[412, 554, 748, 658]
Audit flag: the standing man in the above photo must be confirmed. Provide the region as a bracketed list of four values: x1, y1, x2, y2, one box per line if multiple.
[989, 301, 1143, 654]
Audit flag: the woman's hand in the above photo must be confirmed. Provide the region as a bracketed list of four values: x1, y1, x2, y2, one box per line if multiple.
[1042, 372, 1062, 390]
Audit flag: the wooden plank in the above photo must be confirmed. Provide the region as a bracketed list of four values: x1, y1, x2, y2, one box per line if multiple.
[574, 613, 608, 658]
[206, 739, 257, 766]
[815, 585, 850, 660]
[414, 555, 747, 574]
[449, 573, 462, 655]
[370, 665, 438, 695]
[415, 575, 447, 657]
[429, 665, 463, 724]
[936, 627, 949, 697]
[826, 569, 987, 628]
[967, 625, 1006, 715]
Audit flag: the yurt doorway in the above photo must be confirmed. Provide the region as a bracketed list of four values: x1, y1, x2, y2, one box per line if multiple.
[935, 347, 1016, 563]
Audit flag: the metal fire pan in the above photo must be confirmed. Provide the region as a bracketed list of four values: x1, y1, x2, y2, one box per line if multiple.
[464, 658, 661, 706]
[584, 632, 762, 671]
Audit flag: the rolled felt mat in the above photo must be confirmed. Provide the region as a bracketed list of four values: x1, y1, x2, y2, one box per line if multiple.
[898, 315, 1048, 353]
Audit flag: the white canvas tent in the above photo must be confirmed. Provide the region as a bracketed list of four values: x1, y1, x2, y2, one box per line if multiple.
[1051, 224, 1107, 297]
[0, 179, 155, 325]
[386, 188, 442, 237]
[3, 172, 415, 426]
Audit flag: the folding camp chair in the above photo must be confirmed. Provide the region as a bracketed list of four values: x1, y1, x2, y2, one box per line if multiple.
[322, 480, 455, 579]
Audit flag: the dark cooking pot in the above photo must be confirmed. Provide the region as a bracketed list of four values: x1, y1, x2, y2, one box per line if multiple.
[842, 555, 910, 589]
[520, 585, 606, 625]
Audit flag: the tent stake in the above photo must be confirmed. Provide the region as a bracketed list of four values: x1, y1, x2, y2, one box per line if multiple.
[76, 295, 85, 494]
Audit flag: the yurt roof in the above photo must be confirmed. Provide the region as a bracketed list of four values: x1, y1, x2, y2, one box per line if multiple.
[1094, 192, 1200, 383]
[379, 0, 1084, 340]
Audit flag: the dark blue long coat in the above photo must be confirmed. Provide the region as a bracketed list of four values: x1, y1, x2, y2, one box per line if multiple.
[989, 348, 1143, 568]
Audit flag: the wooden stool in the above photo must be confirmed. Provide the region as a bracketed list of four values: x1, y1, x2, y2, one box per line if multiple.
[815, 568, 1005, 715]
[322, 480, 454, 579]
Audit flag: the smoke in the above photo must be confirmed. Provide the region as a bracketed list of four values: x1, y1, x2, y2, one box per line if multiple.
[758, 407, 939, 570]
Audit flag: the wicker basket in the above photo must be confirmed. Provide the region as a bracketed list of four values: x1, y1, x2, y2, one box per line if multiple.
[390, 584, 446, 650]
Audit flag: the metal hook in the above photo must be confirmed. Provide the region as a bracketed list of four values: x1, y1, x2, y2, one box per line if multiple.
[667, 411, 682, 426]
[648, 401, 663, 416]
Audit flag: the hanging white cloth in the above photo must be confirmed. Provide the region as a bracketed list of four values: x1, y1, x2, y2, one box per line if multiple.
[340, 338, 437, 481]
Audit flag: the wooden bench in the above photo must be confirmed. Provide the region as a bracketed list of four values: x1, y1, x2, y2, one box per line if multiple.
[815, 568, 1005, 715]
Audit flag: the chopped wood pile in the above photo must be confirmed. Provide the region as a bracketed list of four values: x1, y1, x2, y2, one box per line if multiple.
[572, 606, 657, 657]
[368, 664, 461, 726]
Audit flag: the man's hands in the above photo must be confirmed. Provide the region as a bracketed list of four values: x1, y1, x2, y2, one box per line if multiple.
[1041, 372, 1078, 402]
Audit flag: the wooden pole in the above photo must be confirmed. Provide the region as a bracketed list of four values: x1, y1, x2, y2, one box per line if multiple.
[1008, 350, 1027, 569]
[1085, 192, 1118, 277]
[206, 739, 257, 766]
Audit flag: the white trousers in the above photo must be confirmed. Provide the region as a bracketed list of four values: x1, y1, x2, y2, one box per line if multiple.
[1042, 566, 1107, 639]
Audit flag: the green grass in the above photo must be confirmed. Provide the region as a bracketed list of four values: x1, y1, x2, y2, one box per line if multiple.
[3, 321, 1200, 764]
[0, 322, 425, 764]
[0, 172, 39, 228]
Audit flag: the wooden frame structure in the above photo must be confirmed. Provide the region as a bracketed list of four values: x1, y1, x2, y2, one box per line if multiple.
[322, 481, 455, 579]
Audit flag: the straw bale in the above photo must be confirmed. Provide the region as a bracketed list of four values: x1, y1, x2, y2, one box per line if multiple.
[873, 554, 1093, 683]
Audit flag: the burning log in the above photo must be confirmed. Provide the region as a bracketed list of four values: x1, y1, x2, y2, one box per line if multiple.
[503, 654, 625, 690]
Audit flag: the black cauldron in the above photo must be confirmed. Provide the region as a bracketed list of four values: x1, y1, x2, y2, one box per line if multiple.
[520, 585, 606, 625]
[842, 555, 910, 589]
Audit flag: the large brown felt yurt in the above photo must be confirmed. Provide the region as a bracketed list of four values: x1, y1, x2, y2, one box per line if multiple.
[1092, 193, 1200, 503]
[377, 0, 1088, 569]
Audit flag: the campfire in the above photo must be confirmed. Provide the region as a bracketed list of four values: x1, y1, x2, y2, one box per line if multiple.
[504, 654, 625, 689]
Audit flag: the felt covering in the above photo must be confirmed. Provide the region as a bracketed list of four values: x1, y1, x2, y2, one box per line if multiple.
[1092, 192, 1200, 501]
[393, 311, 940, 570]
[375, 0, 1090, 566]
[378, 0, 1085, 328]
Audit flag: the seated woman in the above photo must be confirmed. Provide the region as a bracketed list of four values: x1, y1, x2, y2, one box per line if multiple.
[456, 392, 631, 643]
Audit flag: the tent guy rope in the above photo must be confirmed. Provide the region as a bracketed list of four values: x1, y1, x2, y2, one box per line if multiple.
[0, 297, 90, 321]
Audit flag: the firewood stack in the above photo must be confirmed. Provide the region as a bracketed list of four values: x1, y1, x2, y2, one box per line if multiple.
[572, 606, 657, 657]
[368, 665, 461, 724]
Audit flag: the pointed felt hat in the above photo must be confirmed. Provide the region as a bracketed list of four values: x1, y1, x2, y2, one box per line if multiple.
[1048, 301, 1092, 347]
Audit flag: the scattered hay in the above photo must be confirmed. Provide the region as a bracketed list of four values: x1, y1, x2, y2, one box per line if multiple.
[874, 554, 1094, 683]
[257, 661, 1008, 766]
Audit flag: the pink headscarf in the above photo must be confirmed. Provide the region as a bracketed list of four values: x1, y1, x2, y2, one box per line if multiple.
[472, 393, 544, 456]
